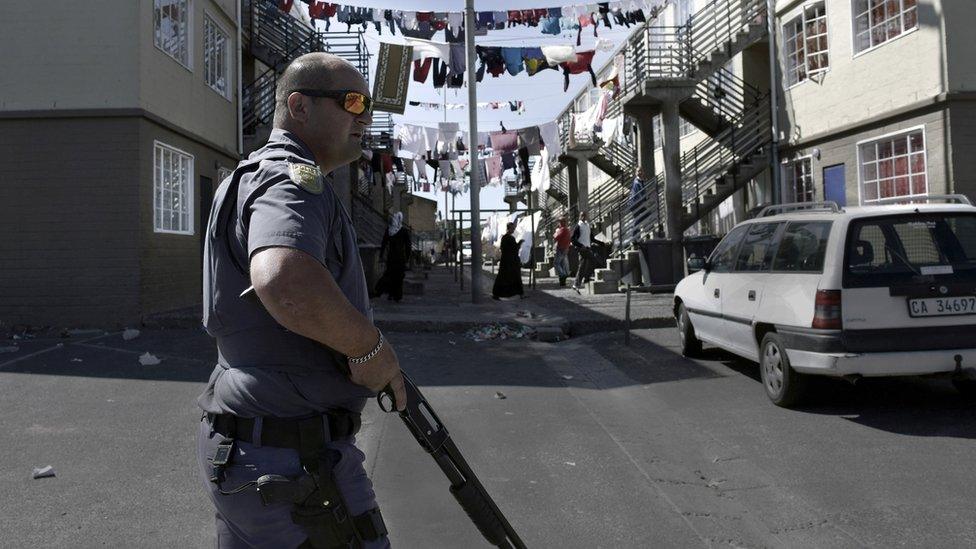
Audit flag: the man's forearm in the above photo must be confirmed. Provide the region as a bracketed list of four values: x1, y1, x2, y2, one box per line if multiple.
[251, 247, 377, 358]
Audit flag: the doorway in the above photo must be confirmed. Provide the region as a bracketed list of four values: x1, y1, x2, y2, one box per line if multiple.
[822, 164, 846, 206]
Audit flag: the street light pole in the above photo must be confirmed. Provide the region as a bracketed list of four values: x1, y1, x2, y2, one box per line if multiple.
[465, 0, 482, 302]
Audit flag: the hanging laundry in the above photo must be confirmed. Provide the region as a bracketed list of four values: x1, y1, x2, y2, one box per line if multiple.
[501, 153, 516, 171]
[432, 13, 448, 31]
[489, 131, 519, 154]
[438, 122, 460, 154]
[413, 58, 432, 83]
[278, 0, 294, 12]
[405, 37, 449, 61]
[397, 125, 427, 158]
[595, 38, 616, 52]
[476, 11, 494, 30]
[518, 126, 543, 156]
[485, 155, 503, 183]
[541, 45, 578, 65]
[475, 46, 505, 81]
[538, 121, 562, 161]
[373, 43, 413, 114]
[438, 160, 452, 181]
[560, 50, 597, 91]
[424, 127, 440, 155]
[501, 48, 524, 76]
[432, 59, 448, 88]
[541, 15, 562, 35]
[531, 150, 551, 192]
[493, 11, 508, 28]
[521, 47, 551, 77]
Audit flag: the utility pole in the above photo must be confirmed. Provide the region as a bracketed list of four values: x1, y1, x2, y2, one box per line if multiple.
[767, 0, 782, 204]
[464, 0, 482, 302]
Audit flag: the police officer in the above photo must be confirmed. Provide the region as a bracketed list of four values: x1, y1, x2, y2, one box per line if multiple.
[196, 52, 406, 548]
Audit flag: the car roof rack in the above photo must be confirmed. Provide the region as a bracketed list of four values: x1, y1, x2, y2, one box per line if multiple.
[756, 201, 842, 218]
[871, 194, 972, 206]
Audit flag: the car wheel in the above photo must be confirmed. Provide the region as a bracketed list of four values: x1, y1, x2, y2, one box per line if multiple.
[952, 379, 976, 400]
[676, 303, 702, 357]
[759, 333, 807, 408]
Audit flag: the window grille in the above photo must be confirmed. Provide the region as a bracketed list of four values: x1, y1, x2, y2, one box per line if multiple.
[853, 0, 918, 54]
[154, 0, 190, 67]
[204, 15, 229, 97]
[859, 129, 926, 203]
[154, 142, 194, 234]
[784, 3, 829, 86]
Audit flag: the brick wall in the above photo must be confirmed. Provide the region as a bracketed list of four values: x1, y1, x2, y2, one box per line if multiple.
[0, 117, 142, 328]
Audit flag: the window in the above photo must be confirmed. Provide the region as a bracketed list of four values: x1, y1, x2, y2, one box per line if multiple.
[735, 223, 782, 271]
[204, 15, 230, 97]
[785, 157, 815, 203]
[853, 0, 918, 54]
[708, 225, 750, 272]
[154, 142, 194, 234]
[858, 128, 926, 203]
[773, 221, 832, 272]
[844, 214, 976, 287]
[784, 3, 829, 86]
[155, 0, 190, 67]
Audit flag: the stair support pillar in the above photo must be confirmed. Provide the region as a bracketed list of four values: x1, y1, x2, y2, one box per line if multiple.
[661, 99, 685, 281]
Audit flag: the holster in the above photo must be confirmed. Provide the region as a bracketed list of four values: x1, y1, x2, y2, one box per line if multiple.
[254, 445, 387, 548]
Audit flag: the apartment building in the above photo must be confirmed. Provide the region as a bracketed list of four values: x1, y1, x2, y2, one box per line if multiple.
[776, 0, 976, 207]
[0, 1, 241, 327]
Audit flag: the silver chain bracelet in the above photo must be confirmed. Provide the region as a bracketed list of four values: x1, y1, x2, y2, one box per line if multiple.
[348, 329, 384, 365]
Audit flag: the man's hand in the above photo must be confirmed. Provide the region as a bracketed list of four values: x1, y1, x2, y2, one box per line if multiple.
[349, 342, 406, 411]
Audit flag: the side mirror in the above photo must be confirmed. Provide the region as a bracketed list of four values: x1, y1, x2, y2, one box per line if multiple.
[687, 257, 707, 273]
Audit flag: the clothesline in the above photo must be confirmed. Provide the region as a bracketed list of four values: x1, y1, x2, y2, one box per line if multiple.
[281, 0, 668, 41]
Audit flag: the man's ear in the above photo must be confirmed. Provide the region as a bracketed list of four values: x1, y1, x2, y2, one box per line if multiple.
[286, 92, 309, 124]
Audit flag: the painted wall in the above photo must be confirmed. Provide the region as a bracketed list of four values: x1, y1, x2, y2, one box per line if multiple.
[0, 2, 140, 111]
[0, 117, 142, 327]
[776, 0, 945, 144]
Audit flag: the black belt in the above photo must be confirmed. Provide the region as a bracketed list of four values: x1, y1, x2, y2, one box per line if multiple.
[206, 412, 361, 450]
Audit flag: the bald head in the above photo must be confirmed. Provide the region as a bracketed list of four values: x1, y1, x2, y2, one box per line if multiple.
[273, 53, 360, 128]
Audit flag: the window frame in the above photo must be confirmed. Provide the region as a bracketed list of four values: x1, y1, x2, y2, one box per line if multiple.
[783, 156, 816, 203]
[783, 2, 830, 89]
[203, 12, 232, 100]
[153, 141, 195, 236]
[850, 0, 919, 58]
[154, 0, 193, 70]
[855, 125, 928, 205]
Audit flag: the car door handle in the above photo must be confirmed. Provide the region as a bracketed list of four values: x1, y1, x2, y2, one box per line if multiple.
[748, 290, 756, 301]
[714, 288, 720, 298]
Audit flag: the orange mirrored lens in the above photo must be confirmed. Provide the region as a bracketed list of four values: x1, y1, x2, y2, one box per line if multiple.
[344, 93, 367, 114]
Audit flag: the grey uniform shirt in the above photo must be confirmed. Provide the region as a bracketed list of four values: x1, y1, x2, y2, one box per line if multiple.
[198, 129, 374, 418]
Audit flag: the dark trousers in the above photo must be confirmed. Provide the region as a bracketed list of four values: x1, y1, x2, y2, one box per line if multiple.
[574, 246, 595, 289]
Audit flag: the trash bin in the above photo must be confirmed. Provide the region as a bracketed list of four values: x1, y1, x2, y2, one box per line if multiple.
[683, 235, 721, 261]
[639, 239, 676, 286]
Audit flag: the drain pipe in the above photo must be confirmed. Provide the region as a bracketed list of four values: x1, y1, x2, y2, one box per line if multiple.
[766, 0, 781, 204]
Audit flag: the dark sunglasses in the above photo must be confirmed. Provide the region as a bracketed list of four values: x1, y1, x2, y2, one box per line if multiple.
[291, 89, 373, 115]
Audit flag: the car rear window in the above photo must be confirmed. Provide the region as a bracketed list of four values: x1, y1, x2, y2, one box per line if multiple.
[844, 213, 976, 287]
[772, 221, 832, 272]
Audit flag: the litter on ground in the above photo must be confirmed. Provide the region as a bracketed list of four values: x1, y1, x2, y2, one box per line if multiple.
[32, 465, 56, 479]
[122, 329, 141, 341]
[494, 391, 507, 400]
[466, 323, 532, 342]
[138, 352, 162, 366]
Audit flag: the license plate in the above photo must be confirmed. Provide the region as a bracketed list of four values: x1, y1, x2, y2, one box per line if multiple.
[908, 296, 976, 317]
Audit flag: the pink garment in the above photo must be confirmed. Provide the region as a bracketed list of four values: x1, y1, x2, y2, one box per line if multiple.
[489, 131, 519, 153]
[485, 155, 503, 182]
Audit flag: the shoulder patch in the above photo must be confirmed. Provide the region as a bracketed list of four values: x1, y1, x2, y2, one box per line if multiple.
[289, 163, 323, 195]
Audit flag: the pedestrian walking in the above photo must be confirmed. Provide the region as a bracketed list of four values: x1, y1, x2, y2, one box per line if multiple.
[572, 211, 602, 294]
[552, 216, 572, 286]
[375, 212, 411, 302]
[198, 52, 403, 549]
[492, 222, 525, 299]
[629, 170, 647, 244]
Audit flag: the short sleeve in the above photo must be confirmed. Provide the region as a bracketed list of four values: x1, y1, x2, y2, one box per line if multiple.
[246, 176, 334, 265]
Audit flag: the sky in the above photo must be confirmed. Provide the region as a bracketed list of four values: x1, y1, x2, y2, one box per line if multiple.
[303, 1, 650, 219]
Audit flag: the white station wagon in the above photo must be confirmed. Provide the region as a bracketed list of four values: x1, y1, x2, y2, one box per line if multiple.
[674, 196, 976, 407]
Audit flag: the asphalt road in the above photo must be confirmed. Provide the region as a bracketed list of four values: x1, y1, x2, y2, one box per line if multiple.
[2, 326, 975, 548]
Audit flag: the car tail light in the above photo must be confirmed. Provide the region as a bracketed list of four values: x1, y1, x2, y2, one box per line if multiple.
[812, 290, 842, 329]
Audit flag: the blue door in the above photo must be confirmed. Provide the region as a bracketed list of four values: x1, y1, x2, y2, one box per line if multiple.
[823, 164, 846, 206]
